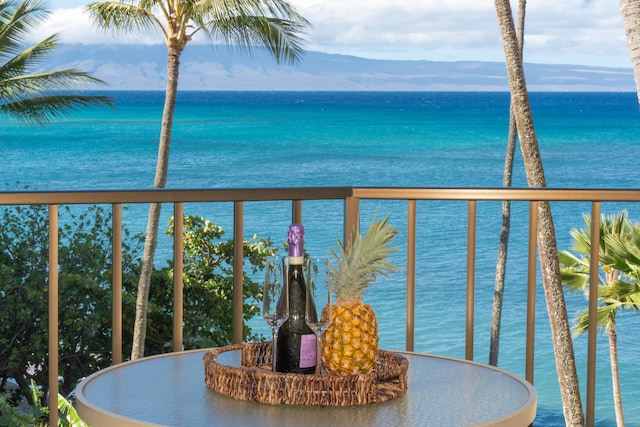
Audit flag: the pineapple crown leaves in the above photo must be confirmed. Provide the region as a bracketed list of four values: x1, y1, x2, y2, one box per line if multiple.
[328, 213, 401, 299]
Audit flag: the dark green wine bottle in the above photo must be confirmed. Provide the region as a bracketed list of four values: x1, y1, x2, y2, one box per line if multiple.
[276, 223, 317, 374]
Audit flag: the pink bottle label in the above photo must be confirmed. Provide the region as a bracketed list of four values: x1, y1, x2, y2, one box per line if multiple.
[299, 334, 317, 368]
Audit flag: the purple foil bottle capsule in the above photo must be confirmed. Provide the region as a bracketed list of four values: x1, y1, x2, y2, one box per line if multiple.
[287, 223, 305, 262]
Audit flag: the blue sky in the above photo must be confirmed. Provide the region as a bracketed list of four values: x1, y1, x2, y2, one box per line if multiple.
[43, 0, 632, 68]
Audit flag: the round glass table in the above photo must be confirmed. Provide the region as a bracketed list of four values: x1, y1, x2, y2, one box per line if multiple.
[75, 348, 536, 427]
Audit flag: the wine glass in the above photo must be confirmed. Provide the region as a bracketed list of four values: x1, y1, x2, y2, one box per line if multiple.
[305, 257, 332, 375]
[262, 255, 289, 372]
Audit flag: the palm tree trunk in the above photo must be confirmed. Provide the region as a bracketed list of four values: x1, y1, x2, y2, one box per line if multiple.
[489, 0, 526, 367]
[609, 319, 625, 426]
[131, 50, 181, 360]
[493, 1, 584, 424]
[620, 0, 640, 103]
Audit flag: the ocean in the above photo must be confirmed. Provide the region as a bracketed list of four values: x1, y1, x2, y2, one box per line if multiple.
[3, 91, 640, 426]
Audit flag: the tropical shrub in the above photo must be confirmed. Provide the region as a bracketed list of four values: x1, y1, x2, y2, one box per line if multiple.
[0, 379, 89, 427]
[0, 205, 275, 402]
[0, 203, 143, 401]
[144, 215, 275, 352]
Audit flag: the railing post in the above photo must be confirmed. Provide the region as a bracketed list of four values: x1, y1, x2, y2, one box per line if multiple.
[526, 201, 538, 384]
[406, 200, 416, 352]
[112, 204, 123, 364]
[233, 201, 244, 344]
[173, 203, 184, 352]
[48, 205, 59, 427]
[586, 202, 601, 427]
[344, 197, 360, 248]
[292, 199, 302, 224]
[466, 200, 477, 361]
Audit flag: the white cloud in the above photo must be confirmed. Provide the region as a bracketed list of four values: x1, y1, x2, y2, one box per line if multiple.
[40, 0, 631, 67]
[32, 7, 161, 45]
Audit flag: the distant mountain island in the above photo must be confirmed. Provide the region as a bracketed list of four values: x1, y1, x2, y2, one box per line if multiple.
[49, 43, 635, 92]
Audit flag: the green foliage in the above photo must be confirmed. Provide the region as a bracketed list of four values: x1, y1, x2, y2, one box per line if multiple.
[0, 391, 33, 426]
[0, 205, 275, 403]
[85, 0, 311, 64]
[328, 213, 401, 299]
[144, 215, 275, 351]
[0, 203, 144, 401]
[0, 379, 89, 427]
[0, 0, 112, 124]
[560, 211, 640, 336]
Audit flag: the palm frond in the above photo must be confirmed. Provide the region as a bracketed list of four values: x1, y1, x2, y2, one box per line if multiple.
[598, 280, 640, 308]
[2, 68, 108, 95]
[559, 250, 596, 293]
[1, 35, 57, 81]
[601, 229, 640, 278]
[1, 1, 113, 123]
[193, 0, 310, 64]
[205, 15, 306, 64]
[560, 212, 637, 288]
[85, 1, 161, 35]
[1, 93, 113, 123]
[0, 0, 51, 59]
[561, 211, 640, 338]
[573, 303, 617, 336]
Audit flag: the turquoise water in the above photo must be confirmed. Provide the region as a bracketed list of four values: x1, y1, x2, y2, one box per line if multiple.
[3, 91, 640, 425]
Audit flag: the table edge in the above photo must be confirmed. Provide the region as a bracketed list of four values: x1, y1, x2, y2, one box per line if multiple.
[397, 350, 537, 426]
[76, 348, 536, 427]
[76, 349, 208, 427]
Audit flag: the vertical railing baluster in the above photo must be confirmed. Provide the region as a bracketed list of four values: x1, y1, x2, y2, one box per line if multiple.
[344, 196, 360, 248]
[112, 204, 123, 364]
[586, 202, 601, 427]
[292, 199, 302, 224]
[48, 205, 59, 427]
[466, 200, 477, 361]
[173, 203, 184, 352]
[406, 200, 416, 352]
[526, 201, 537, 384]
[233, 201, 244, 344]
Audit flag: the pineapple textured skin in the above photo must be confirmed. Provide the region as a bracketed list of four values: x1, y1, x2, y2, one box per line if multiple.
[322, 298, 378, 375]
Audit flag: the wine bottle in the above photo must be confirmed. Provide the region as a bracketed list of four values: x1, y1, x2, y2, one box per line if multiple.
[276, 223, 318, 374]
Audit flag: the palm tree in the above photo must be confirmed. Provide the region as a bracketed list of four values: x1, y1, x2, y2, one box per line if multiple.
[1, 0, 112, 124]
[560, 211, 640, 427]
[492, 0, 584, 424]
[489, 0, 526, 367]
[620, 0, 640, 103]
[85, 0, 311, 360]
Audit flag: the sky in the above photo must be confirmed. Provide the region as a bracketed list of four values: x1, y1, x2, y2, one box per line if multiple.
[40, 0, 632, 68]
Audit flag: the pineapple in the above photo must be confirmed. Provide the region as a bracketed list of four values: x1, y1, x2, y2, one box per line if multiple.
[322, 213, 401, 375]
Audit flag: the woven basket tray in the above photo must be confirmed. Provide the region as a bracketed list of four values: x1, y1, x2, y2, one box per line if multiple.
[203, 342, 408, 407]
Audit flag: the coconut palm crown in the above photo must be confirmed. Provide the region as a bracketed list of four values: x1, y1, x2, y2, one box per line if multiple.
[0, 0, 112, 124]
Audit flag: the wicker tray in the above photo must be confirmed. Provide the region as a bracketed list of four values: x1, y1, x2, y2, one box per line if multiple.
[203, 342, 408, 407]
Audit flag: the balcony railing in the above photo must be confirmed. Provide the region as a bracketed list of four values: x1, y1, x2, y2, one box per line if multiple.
[3, 186, 639, 427]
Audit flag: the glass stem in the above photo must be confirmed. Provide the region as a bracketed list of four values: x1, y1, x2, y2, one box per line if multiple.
[272, 328, 277, 372]
[315, 333, 322, 375]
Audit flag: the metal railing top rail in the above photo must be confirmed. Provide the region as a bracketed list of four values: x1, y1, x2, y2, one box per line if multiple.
[2, 186, 640, 206]
[0, 186, 354, 205]
[353, 187, 640, 201]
